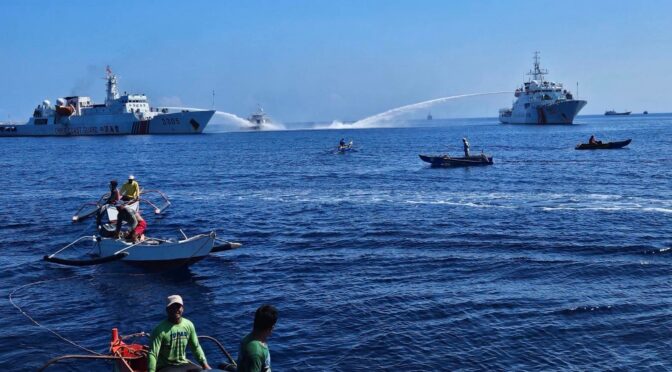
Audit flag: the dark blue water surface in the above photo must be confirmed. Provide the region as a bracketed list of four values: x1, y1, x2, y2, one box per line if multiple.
[1, 115, 671, 371]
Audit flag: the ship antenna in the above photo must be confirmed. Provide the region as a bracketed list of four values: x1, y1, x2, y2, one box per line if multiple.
[527, 51, 548, 81]
[212, 90, 215, 109]
[105, 65, 120, 105]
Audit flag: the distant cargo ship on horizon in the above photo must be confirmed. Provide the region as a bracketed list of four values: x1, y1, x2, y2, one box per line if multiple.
[604, 110, 632, 116]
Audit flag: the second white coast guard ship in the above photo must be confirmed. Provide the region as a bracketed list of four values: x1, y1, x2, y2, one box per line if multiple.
[0, 67, 214, 136]
[499, 53, 586, 124]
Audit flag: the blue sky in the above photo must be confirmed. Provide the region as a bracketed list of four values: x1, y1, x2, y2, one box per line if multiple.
[1, 0, 671, 123]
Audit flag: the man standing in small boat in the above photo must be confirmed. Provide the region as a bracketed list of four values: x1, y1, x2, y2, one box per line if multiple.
[115, 205, 146, 242]
[237, 304, 278, 372]
[462, 137, 470, 157]
[120, 175, 140, 201]
[148, 295, 211, 372]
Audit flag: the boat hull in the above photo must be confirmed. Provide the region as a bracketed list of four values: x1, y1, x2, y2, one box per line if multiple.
[0, 110, 215, 137]
[96, 232, 216, 266]
[419, 154, 493, 167]
[575, 139, 631, 150]
[500, 100, 587, 124]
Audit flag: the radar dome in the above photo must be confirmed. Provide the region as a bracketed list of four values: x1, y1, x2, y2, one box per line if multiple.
[56, 98, 66, 106]
[43, 100, 51, 106]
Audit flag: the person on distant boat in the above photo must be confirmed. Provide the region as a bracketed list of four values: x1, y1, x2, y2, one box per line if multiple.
[237, 304, 278, 372]
[148, 295, 211, 372]
[114, 205, 146, 242]
[96, 180, 121, 229]
[120, 175, 140, 201]
[462, 138, 470, 157]
[339, 138, 346, 147]
[588, 135, 602, 145]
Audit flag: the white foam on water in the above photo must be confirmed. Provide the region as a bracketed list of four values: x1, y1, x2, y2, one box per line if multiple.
[159, 106, 286, 132]
[324, 92, 511, 129]
[229, 189, 672, 215]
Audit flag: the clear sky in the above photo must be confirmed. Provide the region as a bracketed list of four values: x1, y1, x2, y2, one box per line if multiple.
[1, 0, 671, 123]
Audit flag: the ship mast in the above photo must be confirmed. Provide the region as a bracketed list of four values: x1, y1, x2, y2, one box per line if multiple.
[105, 65, 120, 105]
[527, 51, 548, 82]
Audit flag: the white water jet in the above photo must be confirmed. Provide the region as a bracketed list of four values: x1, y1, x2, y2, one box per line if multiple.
[328, 92, 511, 129]
[159, 106, 285, 131]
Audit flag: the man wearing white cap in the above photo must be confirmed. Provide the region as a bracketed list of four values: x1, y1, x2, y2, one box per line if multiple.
[148, 295, 211, 371]
[120, 175, 140, 201]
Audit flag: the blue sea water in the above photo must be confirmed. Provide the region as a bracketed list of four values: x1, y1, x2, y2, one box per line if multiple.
[1, 114, 671, 371]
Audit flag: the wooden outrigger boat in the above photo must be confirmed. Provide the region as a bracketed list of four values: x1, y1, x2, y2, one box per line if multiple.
[72, 189, 171, 223]
[337, 141, 353, 153]
[44, 230, 242, 268]
[38, 328, 237, 371]
[419, 154, 494, 167]
[575, 138, 631, 150]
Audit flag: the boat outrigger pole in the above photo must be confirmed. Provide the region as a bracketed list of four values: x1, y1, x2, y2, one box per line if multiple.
[43, 235, 129, 266]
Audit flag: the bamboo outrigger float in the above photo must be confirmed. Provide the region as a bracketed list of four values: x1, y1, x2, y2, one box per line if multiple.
[38, 328, 237, 371]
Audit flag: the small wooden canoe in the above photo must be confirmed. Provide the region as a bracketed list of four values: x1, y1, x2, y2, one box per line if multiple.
[337, 141, 353, 153]
[419, 154, 493, 167]
[575, 139, 631, 150]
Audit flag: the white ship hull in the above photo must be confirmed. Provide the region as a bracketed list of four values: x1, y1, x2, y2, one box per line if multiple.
[499, 100, 587, 124]
[0, 110, 214, 137]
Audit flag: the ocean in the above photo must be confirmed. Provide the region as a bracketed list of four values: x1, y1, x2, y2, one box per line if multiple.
[1, 114, 671, 371]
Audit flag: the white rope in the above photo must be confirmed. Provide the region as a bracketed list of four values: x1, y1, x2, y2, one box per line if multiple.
[9, 277, 104, 356]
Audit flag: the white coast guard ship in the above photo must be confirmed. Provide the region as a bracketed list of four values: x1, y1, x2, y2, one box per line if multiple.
[499, 53, 586, 124]
[0, 67, 214, 137]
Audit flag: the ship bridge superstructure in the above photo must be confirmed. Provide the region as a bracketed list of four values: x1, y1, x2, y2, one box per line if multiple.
[31, 67, 165, 123]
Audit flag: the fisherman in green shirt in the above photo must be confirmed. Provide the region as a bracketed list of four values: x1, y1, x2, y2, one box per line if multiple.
[148, 295, 211, 371]
[237, 304, 278, 372]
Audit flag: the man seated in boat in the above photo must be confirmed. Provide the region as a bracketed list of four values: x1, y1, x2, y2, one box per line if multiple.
[148, 295, 211, 372]
[120, 175, 140, 201]
[114, 205, 146, 242]
[96, 180, 121, 228]
[106, 179, 121, 204]
[588, 135, 603, 145]
[339, 138, 346, 147]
